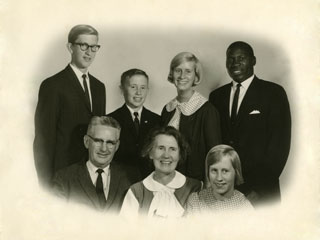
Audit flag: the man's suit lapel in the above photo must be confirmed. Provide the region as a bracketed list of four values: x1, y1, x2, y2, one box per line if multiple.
[236, 77, 259, 122]
[77, 163, 101, 209]
[140, 107, 151, 140]
[104, 163, 121, 210]
[89, 73, 100, 114]
[65, 65, 91, 113]
[222, 83, 232, 129]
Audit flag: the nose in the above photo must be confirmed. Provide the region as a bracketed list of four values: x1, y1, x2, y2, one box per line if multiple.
[100, 142, 109, 152]
[162, 149, 170, 158]
[179, 70, 187, 79]
[216, 171, 223, 181]
[136, 87, 142, 95]
[85, 47, 93, 55]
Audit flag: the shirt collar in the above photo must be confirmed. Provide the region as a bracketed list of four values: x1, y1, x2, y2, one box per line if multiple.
[165, 91, 207, 115]
[69, 63, 89, 80]
[126, 104, 143, 119]
[143, 171, 186, 191]
[86, 160, 110, 175]
[232, 74, 254, 91]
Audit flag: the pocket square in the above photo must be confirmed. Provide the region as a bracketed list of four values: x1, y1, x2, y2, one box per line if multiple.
[249, 110, 260, 114]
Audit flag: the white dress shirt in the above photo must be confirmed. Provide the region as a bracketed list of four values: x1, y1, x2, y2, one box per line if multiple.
[86, 161, 110, 200]
[69, 63, 92, 109]
[229, 75, 254, 116]
[126, 105, 143, 122]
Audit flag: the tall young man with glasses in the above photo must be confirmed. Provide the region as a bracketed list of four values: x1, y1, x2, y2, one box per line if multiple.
[52, 116, 132, 212]
[34, 25, 106, 189]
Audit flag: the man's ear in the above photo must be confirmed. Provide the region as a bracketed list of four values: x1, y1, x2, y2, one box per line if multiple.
[119, 85, 124, 95]
[67, 43, 73, 54]
[83, 135, 89, 149]
[115, 139, 120, 152]
[252, 56, 256, 66]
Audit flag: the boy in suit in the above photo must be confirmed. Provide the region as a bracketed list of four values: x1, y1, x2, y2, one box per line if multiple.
[108, 69, 161, 181]
[52, 116, 132, 213]
[209, 41, 291, 206]
[34, 25, 106, 188]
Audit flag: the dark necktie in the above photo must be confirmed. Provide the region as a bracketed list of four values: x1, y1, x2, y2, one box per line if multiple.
[82, 74, 91, 111]
[231, 83, 241, 124]
[133, 112, 140, 136]
[96, 169, 106, 208]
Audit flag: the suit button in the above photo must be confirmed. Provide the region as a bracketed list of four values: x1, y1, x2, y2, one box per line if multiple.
[229, 140, 234, 145]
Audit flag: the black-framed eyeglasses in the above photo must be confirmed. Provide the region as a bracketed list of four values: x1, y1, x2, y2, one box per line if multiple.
[73, 43, 101, 52]
[86, 135, 118, 148]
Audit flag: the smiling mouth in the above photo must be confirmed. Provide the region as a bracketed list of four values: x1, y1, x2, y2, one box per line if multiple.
[97, 153, 109, 158]
[177, 80, 188, 84]
[230, 69, 242, 74]
[160, 160, 173, 164]
[215, 183, 226, 187]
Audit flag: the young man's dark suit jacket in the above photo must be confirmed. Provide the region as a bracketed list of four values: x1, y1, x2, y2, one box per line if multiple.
[34, 65, 106, 188]
[52, 161, 131, 213]
[209, 76, 291, 204]
[108, 104, 161, 181]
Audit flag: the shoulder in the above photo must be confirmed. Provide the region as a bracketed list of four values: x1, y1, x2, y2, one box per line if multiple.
[39, 67, 70, 89]
[110, 162, 131, 175]
[191, 101, 219, 119]
[187, 191, 200, 204]
[185, 177, 202, 191]
[143, 107, 160, 117]
[129, 181, 145, 199]
[160, 104, 169, 115]
[209, 83, 231, 97]
[54, 161, 85, 179]
[88, 73, 105, 86]
[142, 107, 161, 120]
[108, 106, 125, 118]
[253, 77, 287, 94]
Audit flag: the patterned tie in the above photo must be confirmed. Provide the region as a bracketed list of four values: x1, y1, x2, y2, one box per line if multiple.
[96, 169, 106, 208]
[82, 74, 91, 111]
[231, 83, 241, 125]
[133, 112, 140, 136]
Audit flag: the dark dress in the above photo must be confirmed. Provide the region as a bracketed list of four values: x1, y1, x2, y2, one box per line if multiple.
[161, 92, 221, 181]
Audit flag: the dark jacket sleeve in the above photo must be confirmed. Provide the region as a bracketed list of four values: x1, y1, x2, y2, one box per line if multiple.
[203, 102, 222, 153]
[33, 79, 60, 188]
[254, 86, 291, 181]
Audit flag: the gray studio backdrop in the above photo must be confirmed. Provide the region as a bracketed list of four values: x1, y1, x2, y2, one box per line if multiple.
[30, 26, 295, 195]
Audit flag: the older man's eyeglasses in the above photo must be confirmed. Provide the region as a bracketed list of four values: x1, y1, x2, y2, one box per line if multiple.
[86, 135, 118, 148]
[73, 42, 101, 52]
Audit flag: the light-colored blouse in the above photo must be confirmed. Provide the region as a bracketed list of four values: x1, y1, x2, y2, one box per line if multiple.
[120, 171, 187, 218]
[186, 187, 254, 215]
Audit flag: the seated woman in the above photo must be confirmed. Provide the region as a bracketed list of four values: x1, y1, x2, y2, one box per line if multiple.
[120, 126, 202, 218]
[186, 145, 253, 215]
[161, 52, 221, 182]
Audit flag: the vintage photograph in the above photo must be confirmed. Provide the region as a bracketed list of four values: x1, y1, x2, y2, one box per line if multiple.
[0, 0, 319, 239]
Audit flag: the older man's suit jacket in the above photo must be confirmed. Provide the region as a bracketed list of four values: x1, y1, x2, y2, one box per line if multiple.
[108, 104, 161, 181]
[34, 65, 106, 188]
[52, 161, 132, 212]
[209, 77, 291, 203]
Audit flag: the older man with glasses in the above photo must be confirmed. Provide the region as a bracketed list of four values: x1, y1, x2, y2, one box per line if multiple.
[33, 25, 106, 189]
[52, 116, 132, 213]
